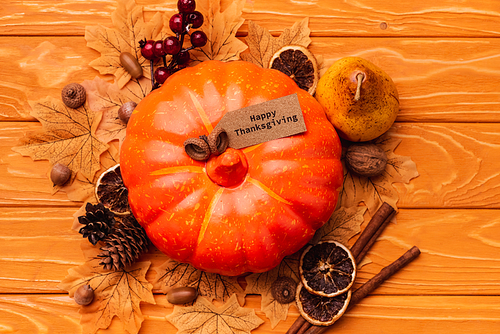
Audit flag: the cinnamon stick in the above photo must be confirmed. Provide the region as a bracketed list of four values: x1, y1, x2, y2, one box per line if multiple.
[350, 202, 395, 262]
[303, 246, 421, 334]
[296, 320, 313, 334]
[287, 202, 395, 334]
[285, 316, 307, 334]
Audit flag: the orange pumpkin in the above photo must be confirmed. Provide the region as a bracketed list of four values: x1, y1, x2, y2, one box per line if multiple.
[120, 60, 343, 276]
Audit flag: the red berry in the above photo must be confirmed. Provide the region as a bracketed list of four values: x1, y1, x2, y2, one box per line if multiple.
[169, 13, 184, 34]
[186, 11, 204, 29]
[153, 40, 167, 58]
[190, 31, 207, 48]
[154, 67, 172, 84]
[139, 39, 156, 60]
[177, 51, 190, 65]
[177, 0, 196, 13]
[163, 37, 181, 55]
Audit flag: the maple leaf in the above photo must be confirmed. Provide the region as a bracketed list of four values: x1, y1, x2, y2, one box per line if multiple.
[244, 252, 301, 328]
[58, 242, 155, 334]
[64, 143, 120, 206]
[166, 294, 264, 334]
[240, 18, 311, 68]
[85, 0, 166, 89]
[339, 135, 419, 214]
[311, 205, 367, 246]
[12, 97, 108, 184]
[153, 258, 245, 305]
[82, 76, 152, 146]
[190, 0, 248, 63]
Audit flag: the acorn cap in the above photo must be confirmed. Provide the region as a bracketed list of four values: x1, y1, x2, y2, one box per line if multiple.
[271, 276, 297, 304]
[62, 83, 86, 109]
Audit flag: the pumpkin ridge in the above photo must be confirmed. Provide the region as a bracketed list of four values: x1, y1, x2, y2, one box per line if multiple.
[188, 90, 214, 133]
[197, 187, 225, 246]
[150, 165, 204, 176]
[246, 176, 292, 205]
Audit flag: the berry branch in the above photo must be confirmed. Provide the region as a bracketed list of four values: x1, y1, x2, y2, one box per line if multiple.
[139, 0, 207, 89]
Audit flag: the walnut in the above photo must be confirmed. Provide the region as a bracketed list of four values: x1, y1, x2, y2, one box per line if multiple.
[345, 143, 387, 178]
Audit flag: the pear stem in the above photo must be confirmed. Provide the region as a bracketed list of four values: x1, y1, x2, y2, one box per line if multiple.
[354, 73, 365, 101]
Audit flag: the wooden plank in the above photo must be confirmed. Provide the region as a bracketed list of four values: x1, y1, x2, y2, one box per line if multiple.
[1, 36, 499, 123]
[1, 0, 500, 37]
[1, 294, 499, 334]
[1, 207, 500, 296]
[391, 123, 500, 208]
[2, 122, 500, 208]
[0, 123, 76, 207]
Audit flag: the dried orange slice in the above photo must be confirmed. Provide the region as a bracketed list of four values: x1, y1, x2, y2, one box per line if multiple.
[300, 240, 356, 297]
[95, 164, 130, 216]
[296, 282, 351, 326]
[269, 45, 319, 95]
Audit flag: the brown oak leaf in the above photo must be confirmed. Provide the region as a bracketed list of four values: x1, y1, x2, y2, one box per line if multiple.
[166, 294, 264, 334]
[311, 205, 367, 246]
[339, 135, 419, 214]
[244, 252, 301, 328]
[85, 0, 166, 89]
[58, 242, 155, 334]
[82, 76, 152, 146]
[240, 18, 311, 68]
[12, 97, 108, 185]
[153, 258, 245, 305]
[190, 0, 248, 63]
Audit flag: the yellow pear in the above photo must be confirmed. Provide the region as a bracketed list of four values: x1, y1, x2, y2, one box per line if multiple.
[315, 57, 399, 142]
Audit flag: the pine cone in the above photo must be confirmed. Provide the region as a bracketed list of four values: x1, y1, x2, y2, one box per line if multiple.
[78, 202, 116, 245]
[98, 215, 149, 271]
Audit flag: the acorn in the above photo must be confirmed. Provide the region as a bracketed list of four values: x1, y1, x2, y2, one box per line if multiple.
[271, 276, 297, 304]
[120, 52, 143, 79]
[345, 143, 388, 178]
[167, 287, 198, 305]
[61, 83, 86, 109]
[74, 284, 94, 306]
[50, 163, 71, 186]
[118, 101, 137, 124]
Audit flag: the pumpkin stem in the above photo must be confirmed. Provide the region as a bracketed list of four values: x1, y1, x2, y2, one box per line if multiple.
[206, 148, 248, 188]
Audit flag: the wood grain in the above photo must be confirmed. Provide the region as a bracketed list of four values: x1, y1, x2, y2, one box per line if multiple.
[1, 0, 500, 37]
[1, 294, 500, 334]
[2, 122, 499, 208]
[1, 207, 499, 297]
[1, 1, 499, 333]
[2, 36, 499, 122]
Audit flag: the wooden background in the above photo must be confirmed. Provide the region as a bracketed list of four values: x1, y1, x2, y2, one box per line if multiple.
[1, 0, 500, 333]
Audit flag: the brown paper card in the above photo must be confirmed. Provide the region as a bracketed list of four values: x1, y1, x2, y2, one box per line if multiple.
[214, 93, 307, 149]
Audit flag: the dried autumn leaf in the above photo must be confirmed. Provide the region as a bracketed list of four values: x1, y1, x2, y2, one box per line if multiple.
[67, 144, 120, 231]
[153, 258, 245, 305]
[190, 0, 247, 63]
[82, 76, 152, 146]
[240, 18, 311, 68]
[311, 205, 367, 245]
[12, 97, 108, 185]
[64, 143, 120, 206]
[244, 252, 301, 328]
[85, 0, 166, 89]
[166, 294, 264, 334]
[339, 135, 419, 214]
[58, 248, 155, 334]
